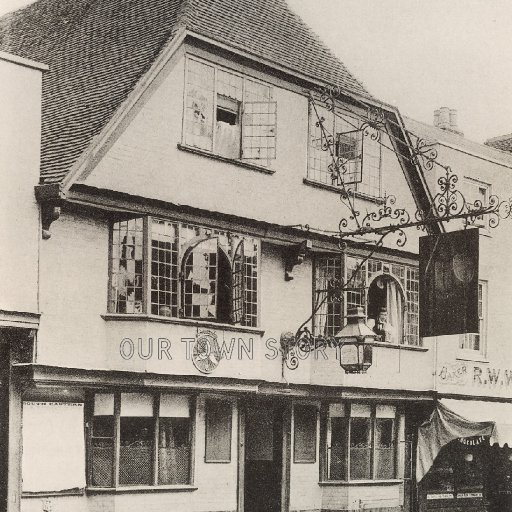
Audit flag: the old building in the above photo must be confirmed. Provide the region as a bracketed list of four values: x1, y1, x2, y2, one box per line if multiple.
[0, 1, 511, 512]
[405, 113, 512, 512]
[0, 49, 46, 512]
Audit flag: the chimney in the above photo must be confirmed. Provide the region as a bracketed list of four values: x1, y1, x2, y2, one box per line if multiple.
[433, 107, 463, 136]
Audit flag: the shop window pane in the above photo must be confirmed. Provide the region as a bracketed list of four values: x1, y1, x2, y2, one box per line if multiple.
[119, 417, 154, 485]
[350, 417, 371, 480]
[158, 418, 191, 484]
[329, 416, 348, 480]
[293, 405, 317, 463]
[91, 416, 114, 487]
[205, 400, 232, 462]
[375, 418, 395, 479]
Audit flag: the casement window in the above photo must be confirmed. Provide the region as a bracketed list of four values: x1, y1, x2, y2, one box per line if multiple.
[205, 399, 233, 463]
[293, 405, 318, 463]
[308, 102, 382, 198]
[184, 57, 277, 163]
[459, 281, 487, 354]
[89, 392, 193, 488]
[109, 218, 259, 327]
[463, 178, 490, 229]
[313, 255, 420, 346]
[324, 403, 398, 481]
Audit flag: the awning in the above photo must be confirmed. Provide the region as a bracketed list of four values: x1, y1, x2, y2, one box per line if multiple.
[417, 398, 512, 482]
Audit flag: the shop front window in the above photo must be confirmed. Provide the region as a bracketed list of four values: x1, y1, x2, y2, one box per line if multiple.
[325, 403, 398, 481]
[423, 438, 485, 500]
[89, 392, 193, 488]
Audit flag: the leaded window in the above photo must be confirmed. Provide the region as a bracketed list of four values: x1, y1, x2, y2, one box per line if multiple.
[89, 393, 193, 488]
[184, 57, 277, 164]
[313, 255, 420, 346]
[324, 403, 398, 481]
[308, 102, 382, 198]
[109, 218, 259, 327]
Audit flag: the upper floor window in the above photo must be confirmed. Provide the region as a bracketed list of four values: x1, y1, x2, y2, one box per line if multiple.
[314, 255, 419, 346]
[109, 218, 259, 327]
[459, 281, 487, 355]
[308, 102, 382, 198]
[324, 403, 398, 481]
[184, 57, 277, 164]
[463, 178, 490, 229]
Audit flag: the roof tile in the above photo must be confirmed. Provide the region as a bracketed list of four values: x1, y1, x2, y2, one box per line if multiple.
[0, 0, 369, 183]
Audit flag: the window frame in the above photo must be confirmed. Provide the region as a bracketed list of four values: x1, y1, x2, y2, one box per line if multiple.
[108, 216, 261, 328]
[183, 55, 277, 164]
[307, 100, 383, 198]
[463, 177, 491, 230]
[86, 392, 196, 489]
[459, 280, 488, 357]
[321, 402, 399, 482]
[313, 254, 420, 346]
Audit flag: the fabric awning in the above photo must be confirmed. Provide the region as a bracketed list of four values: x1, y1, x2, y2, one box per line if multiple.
[416, 398, 512, 482]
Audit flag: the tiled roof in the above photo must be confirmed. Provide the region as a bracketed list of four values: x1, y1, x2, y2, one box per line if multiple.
[485, 133, 512, 153]
[404, 117, 512, 169]
[0, 0, 369, 184]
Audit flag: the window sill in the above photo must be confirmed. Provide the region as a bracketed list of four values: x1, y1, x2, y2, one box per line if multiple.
[372, 341, 428, 352]
[23, 489, 85, 498]
[102, 313, 265, 336]
[178, 143, 275, 175]
[87, 485, 198, 494]
[319, 479, 402, 486]
[456, 353, 489, 364]
[303, 178, 385, 204]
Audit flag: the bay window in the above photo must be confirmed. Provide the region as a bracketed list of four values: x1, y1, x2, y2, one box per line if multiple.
[314, 254, 420, 346]
[109, 218, 259, 327]
[324, 403, 398, 481]
[89, 392, 193, 488]
[184, 57, 277, 163]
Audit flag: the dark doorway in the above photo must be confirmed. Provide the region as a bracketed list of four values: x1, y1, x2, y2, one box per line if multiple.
[244, 401, 284, 512]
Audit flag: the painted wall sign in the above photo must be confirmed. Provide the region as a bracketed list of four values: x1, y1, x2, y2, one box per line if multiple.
[438, 361, 512, 394]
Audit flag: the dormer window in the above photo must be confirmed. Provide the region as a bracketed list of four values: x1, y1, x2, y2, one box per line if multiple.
[184, 57, 277, 164]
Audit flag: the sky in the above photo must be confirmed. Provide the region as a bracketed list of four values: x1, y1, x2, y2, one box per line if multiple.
[1, 0, 511, 142]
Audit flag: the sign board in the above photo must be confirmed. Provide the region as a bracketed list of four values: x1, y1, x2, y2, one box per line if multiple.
[420, 229, 479, 337]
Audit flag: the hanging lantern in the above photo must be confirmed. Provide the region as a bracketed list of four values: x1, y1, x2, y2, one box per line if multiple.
[334, 307, 376, 374]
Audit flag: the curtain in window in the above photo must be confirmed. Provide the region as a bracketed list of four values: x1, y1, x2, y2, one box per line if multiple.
[158, 394, 191, 485]
[386, 279, 403, 343]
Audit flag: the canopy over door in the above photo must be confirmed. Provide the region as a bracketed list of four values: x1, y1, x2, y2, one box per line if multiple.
[417, 399, 512, 481]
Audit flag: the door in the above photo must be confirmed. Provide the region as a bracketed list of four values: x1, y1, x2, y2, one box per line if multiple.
[243, 400, 284, 512]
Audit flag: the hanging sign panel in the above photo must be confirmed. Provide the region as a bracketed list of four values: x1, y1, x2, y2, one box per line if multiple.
[419, 229, 479, 337]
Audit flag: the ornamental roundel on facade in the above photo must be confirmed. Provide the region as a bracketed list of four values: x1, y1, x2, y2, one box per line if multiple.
[192, 330, 223, 374]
